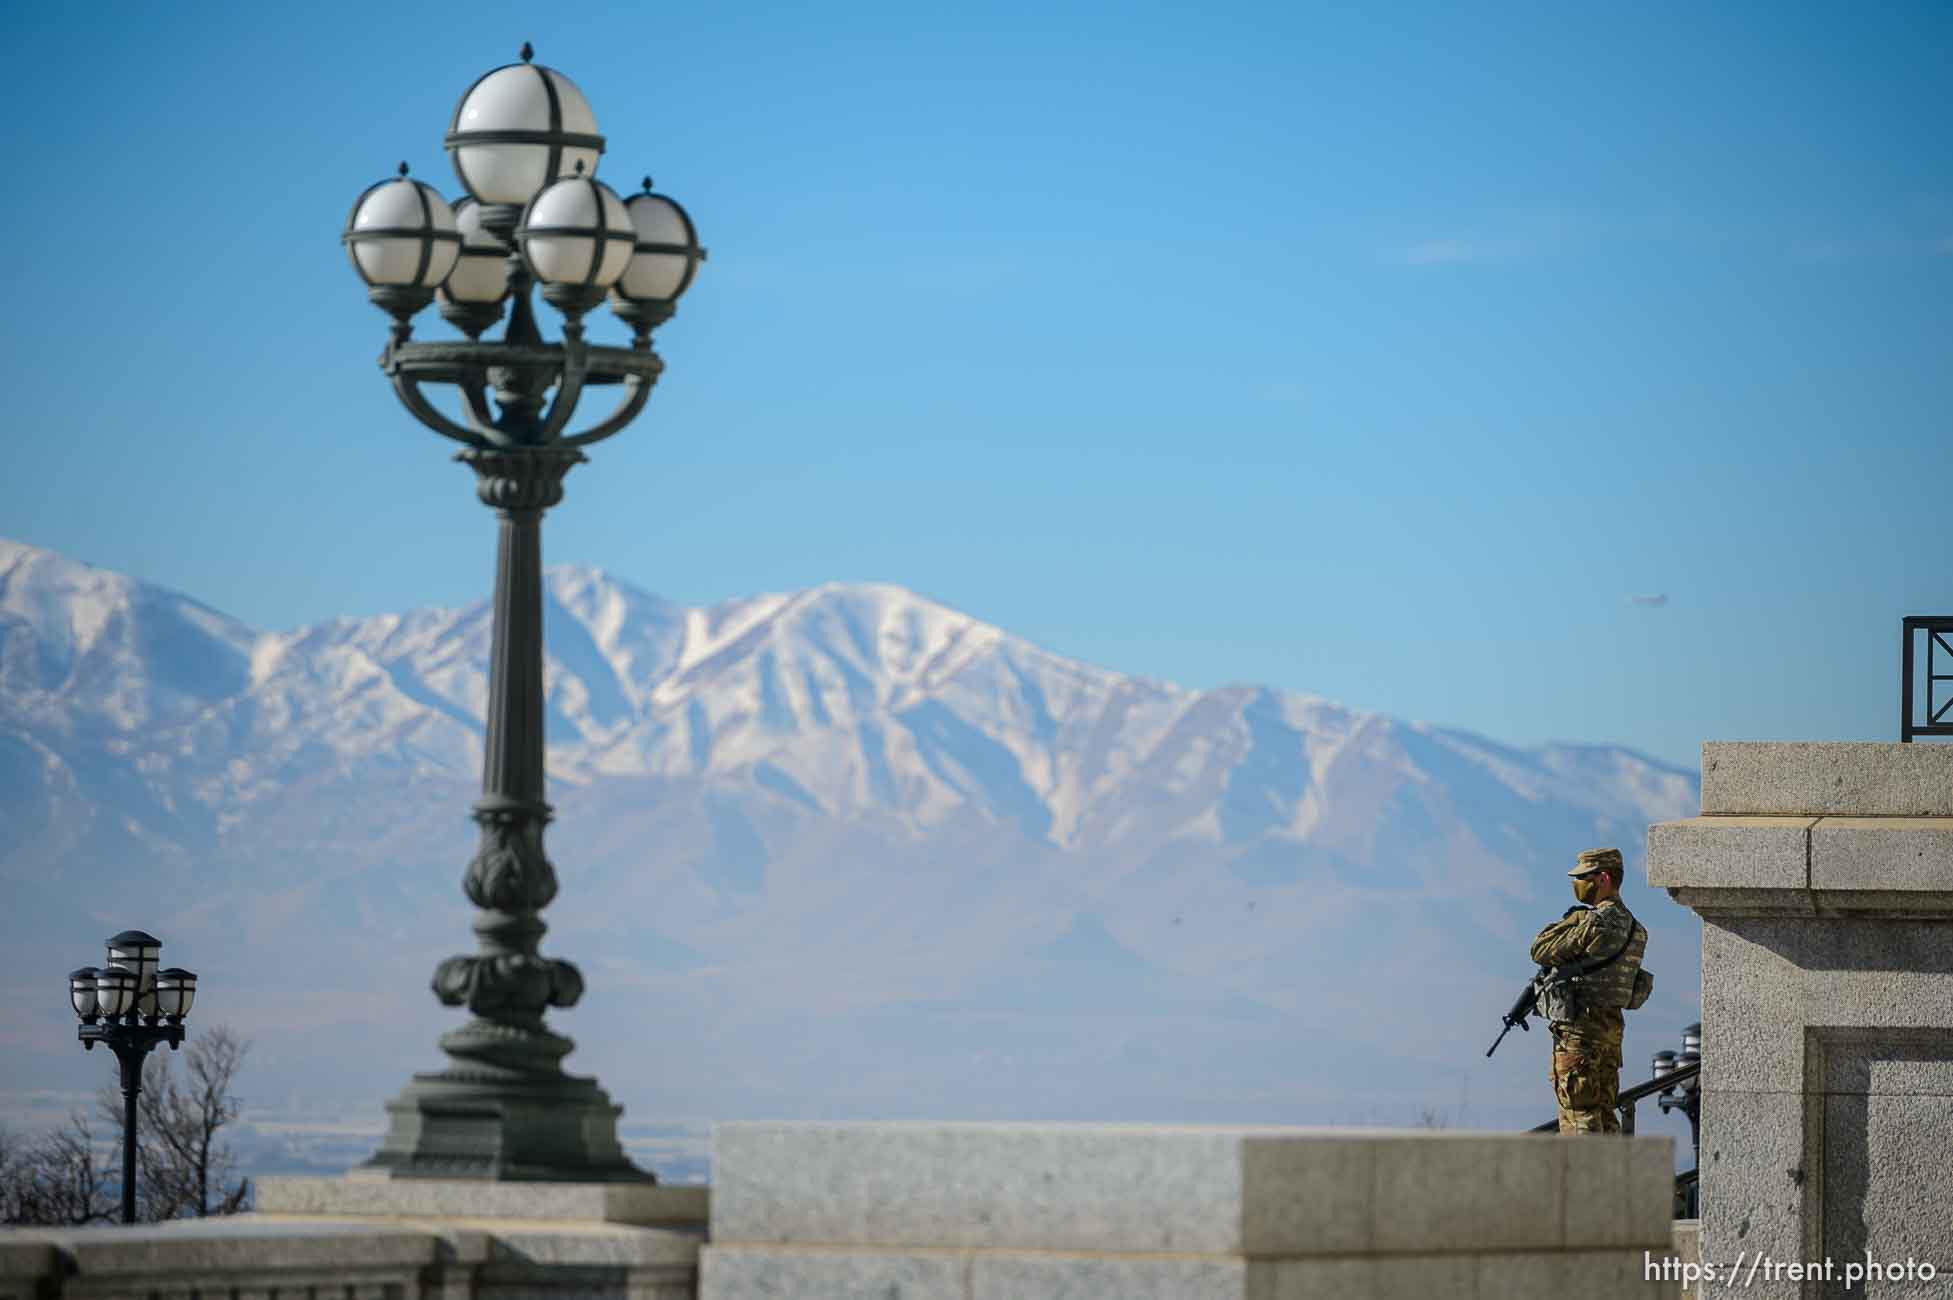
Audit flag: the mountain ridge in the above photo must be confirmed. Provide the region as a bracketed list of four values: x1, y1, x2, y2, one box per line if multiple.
[0, 535, 1703, 1130]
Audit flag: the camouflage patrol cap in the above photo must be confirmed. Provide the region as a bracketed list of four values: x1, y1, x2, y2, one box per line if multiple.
[1569, 847, 1624, 878]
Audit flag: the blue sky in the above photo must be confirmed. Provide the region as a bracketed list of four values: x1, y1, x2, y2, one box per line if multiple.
[3, 1, 1949, 770]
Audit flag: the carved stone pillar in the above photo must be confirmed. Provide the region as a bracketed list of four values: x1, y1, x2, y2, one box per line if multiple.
[361, 446, 651, 1182]
[1650, 742, 1953, 1297]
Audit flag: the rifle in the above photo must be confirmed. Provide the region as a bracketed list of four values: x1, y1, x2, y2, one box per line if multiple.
[1485, 974, 1542, 1057]
[1488, 903, 1590, 1058]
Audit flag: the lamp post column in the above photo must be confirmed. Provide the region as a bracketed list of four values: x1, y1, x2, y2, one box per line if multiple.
[434, 445, 587, 1071]
[361, 441, 649, 1183]
[112, 1043, 144, 1224]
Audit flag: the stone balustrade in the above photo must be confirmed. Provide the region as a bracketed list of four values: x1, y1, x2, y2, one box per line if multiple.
[0, 1179, 706, 1300]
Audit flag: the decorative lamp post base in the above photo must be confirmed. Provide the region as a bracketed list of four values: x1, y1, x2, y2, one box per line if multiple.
[362, 1068, 652, 1183]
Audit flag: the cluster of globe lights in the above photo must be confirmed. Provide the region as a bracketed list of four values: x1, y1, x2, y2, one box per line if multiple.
[341, 43, 704, 447]
[69, 931, 197, 1030]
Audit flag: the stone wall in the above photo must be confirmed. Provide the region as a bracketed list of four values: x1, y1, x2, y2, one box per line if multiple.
[701, 1121, 1679, 1300]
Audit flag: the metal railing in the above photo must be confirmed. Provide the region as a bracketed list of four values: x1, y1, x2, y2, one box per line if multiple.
[1903, 617, 1953, 741]
[1528, 1059, 1699, 1130]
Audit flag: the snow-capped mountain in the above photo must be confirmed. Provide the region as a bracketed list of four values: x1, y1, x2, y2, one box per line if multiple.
[0, 537, 1703, 1136]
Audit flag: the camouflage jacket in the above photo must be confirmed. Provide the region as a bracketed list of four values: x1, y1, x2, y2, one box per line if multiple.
[1529, 898, 1647, 1015]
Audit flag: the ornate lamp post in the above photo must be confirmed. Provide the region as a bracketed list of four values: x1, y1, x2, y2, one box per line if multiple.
[341, 44, 704, 1183]
[1655, 1021, 1703, 1216]
[70, 930, 199, 1223]
[1656, 1021, 1702, 1145]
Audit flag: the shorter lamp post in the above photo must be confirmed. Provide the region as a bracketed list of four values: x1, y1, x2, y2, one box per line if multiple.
[70, 930, 197, 1225]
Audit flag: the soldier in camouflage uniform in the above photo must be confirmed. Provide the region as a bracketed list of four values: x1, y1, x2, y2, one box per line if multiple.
[1529, 847, 1649, 1133]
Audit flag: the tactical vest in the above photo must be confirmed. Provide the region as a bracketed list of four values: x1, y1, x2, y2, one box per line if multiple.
[1579, 900, 1648, 1010]
[1538, 899, 1649, 1022]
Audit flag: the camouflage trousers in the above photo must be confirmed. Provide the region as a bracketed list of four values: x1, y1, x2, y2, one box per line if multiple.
[1550, 1010, 1624, 1134]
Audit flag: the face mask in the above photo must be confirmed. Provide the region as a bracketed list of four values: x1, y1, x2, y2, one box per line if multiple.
[1572, 876, 1602, 905]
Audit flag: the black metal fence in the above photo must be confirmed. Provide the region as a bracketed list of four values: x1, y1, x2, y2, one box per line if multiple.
[1902, 616, 1953, 741]
[1529, 1059, 1700, 1132]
